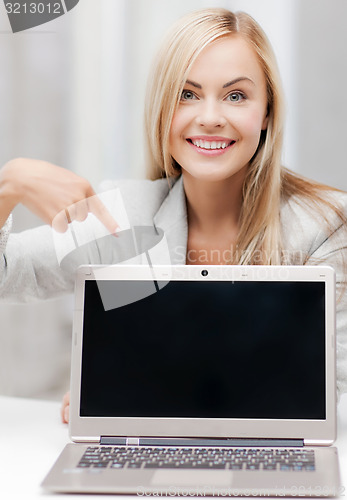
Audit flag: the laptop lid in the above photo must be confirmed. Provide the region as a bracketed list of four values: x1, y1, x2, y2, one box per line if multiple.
[69, 265, 336, 445]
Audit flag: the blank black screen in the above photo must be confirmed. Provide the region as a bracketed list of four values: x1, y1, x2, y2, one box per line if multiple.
[80, 280, 326, 419]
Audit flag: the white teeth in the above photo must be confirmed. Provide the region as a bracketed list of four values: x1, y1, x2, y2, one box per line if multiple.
[192, 139, 230, 150]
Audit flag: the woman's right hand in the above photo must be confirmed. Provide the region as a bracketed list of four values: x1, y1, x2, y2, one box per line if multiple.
[61, 391, 70, 424]
[0, 158, 118, 233]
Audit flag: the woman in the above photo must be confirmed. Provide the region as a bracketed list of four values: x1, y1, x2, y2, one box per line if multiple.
[0, 8, 346, 423]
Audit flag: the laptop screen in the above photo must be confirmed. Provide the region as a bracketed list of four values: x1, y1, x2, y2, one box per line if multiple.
[80, 279, 326, 420]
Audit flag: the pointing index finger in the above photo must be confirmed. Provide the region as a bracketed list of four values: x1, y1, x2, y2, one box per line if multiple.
[87, 191, 120, 235]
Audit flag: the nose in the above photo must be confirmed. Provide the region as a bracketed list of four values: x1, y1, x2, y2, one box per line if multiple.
[195, 99, 227, 128]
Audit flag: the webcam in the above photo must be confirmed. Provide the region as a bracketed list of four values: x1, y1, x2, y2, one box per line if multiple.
[201, 270, 208, 277]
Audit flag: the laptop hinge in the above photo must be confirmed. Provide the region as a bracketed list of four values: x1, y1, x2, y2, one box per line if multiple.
[100, 437, 139, 446]
[100, 437, 304, 447]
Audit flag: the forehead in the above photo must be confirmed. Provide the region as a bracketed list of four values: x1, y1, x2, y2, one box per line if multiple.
[187, 35, 265, 85]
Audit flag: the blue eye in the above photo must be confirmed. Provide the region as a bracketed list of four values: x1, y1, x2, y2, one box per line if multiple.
[226, 92, 245, 102]
[180, 90, 196, 101]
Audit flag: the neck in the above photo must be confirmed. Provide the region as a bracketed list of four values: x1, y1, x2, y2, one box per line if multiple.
[182, 170, 245, 235]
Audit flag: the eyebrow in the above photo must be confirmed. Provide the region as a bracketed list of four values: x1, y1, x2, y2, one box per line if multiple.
[185, 77, 255, 89]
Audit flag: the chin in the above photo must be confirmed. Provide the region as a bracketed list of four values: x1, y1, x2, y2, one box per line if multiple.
[183, 166, 243, 183]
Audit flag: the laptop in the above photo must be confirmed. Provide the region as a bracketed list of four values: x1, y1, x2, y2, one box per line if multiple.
[42, 264, 341, 496]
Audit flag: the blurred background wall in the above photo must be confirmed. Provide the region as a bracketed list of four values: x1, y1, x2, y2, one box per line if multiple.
[0, 0, 346, 400]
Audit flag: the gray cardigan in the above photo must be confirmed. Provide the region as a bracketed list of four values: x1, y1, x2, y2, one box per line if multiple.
[1, 175, 347, 396]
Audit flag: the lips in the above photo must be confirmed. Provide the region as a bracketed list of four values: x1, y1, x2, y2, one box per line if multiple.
[187, 136, 235, 151]
[186, 136, 236, 157]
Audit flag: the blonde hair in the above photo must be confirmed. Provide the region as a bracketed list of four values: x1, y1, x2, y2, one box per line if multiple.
[144, 8, 346, 266]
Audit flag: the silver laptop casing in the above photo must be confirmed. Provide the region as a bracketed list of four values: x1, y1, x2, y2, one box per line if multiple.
[42, 265, 341, 496]
[70, 265, 337, 445]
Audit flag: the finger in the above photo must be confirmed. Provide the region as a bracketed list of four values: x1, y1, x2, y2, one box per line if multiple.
[60, 391, 70, 424]
[52, 209, 69, 233]
[65, 199, 89, 223]
[87, 194, 119, 235]
[73, 198, 89, 222]
[61, 391, 70, 423]
[61, 404, 66, 423]
[63, 391, 70, 404]
[64, 405, 69, 424]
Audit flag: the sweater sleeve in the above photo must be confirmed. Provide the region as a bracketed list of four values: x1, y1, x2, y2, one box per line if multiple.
[305, 196, 347, 401]
[0, 214, 12, 255]
[0, 223, 76, 302]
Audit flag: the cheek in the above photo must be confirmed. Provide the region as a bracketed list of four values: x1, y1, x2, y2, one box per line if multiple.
[169, 116, 182, 155]
[169, 115, 179, 145]
[239, 109, 266, 138]
[169, 113, 185, 160]
[169, 108, 193, 143]
[234, 109, 270, 140]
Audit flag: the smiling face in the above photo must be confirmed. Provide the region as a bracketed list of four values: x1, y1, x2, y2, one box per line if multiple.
[169, 35, 269, 183]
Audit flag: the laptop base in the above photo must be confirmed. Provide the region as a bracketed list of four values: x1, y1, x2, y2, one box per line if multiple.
[42, 443, 341, 497]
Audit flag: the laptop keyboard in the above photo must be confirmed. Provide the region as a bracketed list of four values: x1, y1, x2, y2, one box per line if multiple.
[77, 447, 315, 471]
